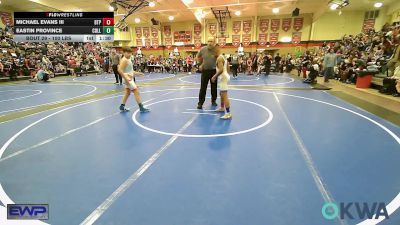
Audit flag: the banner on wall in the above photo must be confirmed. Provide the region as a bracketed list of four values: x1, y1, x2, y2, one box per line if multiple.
[259, 19, 269, 33]
[269, 33, 279, 45]
[232, 21, 241, 34]
[194, 23, 201, 35]
[292, 32, 301, 44]
[143, 27, 150, 38]
[136, 39, 143, 47]
[258, 33, 267, 46]
[242, 34, 251, 46]
[271, 19, 280, 32]
[219, 22, 227, 34]
[282, 18, 292, 32]
[145, 38, 151, 48]
[165, 37, 172, 48]
[151, 38, 159, 48]
[135, 27, 142, 38]
[362, 19, 375, 33]
[194, 35, 202, 48]
[163, 25, 171, 37]
[232, 34, 241, 47]
[293, 18, 304, 31]
[173, 31, 192, 44]
[218, 37, 226, 47]
[243, 20, 252, 33]
[209, 23, 217, 35]
[151, 27, 158, 38]
[0, 12, 13, 26]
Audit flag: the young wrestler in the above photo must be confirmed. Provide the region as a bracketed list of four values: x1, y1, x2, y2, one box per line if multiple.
[118, 47, 150, 113]
[211, 47, 232, 119]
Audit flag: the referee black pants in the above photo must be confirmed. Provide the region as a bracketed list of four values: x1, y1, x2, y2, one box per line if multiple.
[198, 69, 217, 106]
[112, 65, 122, 84]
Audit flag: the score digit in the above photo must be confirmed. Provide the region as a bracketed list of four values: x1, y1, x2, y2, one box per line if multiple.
[102, 18, 114, 26]
[103, 26, 114, 34]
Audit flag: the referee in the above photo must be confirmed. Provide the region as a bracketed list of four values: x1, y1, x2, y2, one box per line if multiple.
[111, 49, 122, 85]
[196, 37, 218, 109]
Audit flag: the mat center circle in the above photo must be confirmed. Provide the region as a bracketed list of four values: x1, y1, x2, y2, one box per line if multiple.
[132, 96, 273, 138]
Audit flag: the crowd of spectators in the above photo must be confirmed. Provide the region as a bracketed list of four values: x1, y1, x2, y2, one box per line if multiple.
[1, 27, 107, 81]
[130, 53, 196, 74]
[1, 21, 399, 95]
[225, 22, 400, 96]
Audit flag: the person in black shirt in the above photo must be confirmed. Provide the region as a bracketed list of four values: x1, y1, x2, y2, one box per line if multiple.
[9, 59, 19, 80]
[230, 51, 239, 78]
[301, 51, 312, 78]
[274, 53, 282, 72]
[264, 53, 271, 76]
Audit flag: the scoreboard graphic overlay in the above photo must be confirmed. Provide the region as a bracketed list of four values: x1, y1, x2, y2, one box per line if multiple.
[13, 12, 114, 42]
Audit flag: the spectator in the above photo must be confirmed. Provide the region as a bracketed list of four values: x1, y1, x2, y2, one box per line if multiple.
[323, 48, 337, 82]
[387, 35, 400, 76]
[303, 60, 319, 84]
[263, 52, 272, 76]
[246, 57, 252, 75]
[0, 61, 4, 74]
[274, 53, 282, 72]
[30, 68, 50, 82]
[186, 55, 193, 74]
[111, 49, 122, 84]
[381, 65, 400, 96]
[230, 51, 239, 78]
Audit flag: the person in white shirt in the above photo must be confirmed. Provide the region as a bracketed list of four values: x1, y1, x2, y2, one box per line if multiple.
[211, 46, 232, 120]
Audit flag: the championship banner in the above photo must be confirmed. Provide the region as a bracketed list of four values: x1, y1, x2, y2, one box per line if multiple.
[135, 27, 142, 38]
[151, 27, 158, 38]
[151, 38, 159, 48]
[0, 12, 13, 26]
[173, 31, 192, 44]
[362, 19, 375, 33]
[145, 38, 151, 48]
[243, 20, 252, 33]
[163, 25, 171, 37]
[282, 18, 292, 32]
[194, 35, 202, 48]
[143, 27, 150, 38]
[209, 23, 217, 35]
[259, 19, 269, 33]
[293, 18, 304, 31]
[165, 37, 172, 48]
[242, 34, 251, 46]
[218, 37, 226, 47]
[136, 39, 143, 47]
[232, 21, 241, 34]
[271, 19, 280, 32]
[185, 31, 192, 44]
[219, 22, 227, 34]
[194, 23, 201, 35]
[232, 34, 241, 47]
[292, 32, 301, 44]
[258, 33, 267, 46]
[269, 33, 279, 45]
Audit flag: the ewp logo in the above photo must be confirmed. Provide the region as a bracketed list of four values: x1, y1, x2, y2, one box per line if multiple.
[322, 202, 389, 220]
[7, 204, 49, 220]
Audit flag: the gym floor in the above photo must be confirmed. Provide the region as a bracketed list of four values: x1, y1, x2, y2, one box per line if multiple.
[0, 72, 399, 225]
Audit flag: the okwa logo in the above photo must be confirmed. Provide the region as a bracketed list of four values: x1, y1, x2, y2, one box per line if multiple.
[322, 202, 389, 220]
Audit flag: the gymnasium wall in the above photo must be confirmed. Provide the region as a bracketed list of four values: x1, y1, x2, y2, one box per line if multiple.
[310, 10, 366, 40]
[113, 5, 397, 56]
[116, 14, 313, 46]
[388, 0, 400, 23]
[114, 13, 316, 57]
[390, 9, 400, 23]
